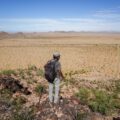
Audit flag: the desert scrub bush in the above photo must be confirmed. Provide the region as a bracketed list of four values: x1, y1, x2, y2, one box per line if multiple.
[76, 87, 118, 115]
[28, 64, 37, 71]
[0, 89, 16, 114]
[12, 96, 27, 106]
[68, 77, 76, 85]
[34, 84, 45, 95]
[64, 69, 88, 78]
[75, 88, 91, 104]
[26, 69, 32, 76]
[0, 69, 17, 76]
[64, 71, 73, 79]
[36, 68, 44, 77]
[11, 106, 35, 120]
[113, 99, 120, 109]
[0, 89, 26, 111]
[17, 69, 25, 79]
[75, 112, 88, 120]
[35, 84, 46, 105]
[78, 69, 88, 74]
[27, 78, 37, 84]
[0, 89, 13, 104]
[114, 79, 120, 93]
[63, 71, 77, 86]
[88, 90, 115, 115]
[11, 99, 25, 111]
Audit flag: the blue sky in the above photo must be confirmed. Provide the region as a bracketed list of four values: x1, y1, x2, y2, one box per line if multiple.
[0, 0, 120, 32]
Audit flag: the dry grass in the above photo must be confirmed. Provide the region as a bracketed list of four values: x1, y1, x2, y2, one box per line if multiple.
[0, 33, 120, 79]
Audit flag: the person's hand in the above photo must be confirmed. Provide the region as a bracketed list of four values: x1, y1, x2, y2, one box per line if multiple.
[61, 76, 65, 80]
[63, 76, 66, 80]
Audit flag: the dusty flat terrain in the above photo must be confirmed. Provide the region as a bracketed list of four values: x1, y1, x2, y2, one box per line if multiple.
[0, 32, 120, 46]
[0, 32, 120, 79]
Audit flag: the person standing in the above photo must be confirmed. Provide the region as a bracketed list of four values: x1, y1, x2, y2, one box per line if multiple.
[44, 52, 64, 105]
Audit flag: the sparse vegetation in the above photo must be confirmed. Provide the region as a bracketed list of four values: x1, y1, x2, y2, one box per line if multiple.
[0, 69, 16, 76]
[11, 106, 35, 120]
[36, 68, 44, 77]
[0, 36, 118, 79]
[0, 88, 13, 103]
[88, 90, 115, 115]
[78, 69, 89, 74]
[28, 64, 37, 71]
[0, 67, 120, 119]
[75, 112, 88, 120]
[114, 79, 120, 93]
[12, 96, 27, 107]
[76, 88, 91, 104]
[17, 68, 25, 79]
[76, 86, 120, 115]
[35, 84, 45, 95]
[27, 78, 38, 84]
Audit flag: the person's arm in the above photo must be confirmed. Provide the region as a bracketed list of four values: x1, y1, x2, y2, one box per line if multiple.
[55, 61, 64, 79]
[59, 70, 64, 79]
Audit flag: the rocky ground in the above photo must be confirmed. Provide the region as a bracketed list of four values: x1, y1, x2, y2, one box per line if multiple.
[0, 66, 120, 120]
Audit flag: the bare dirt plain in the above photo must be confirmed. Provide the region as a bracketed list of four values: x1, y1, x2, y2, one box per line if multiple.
[0, 32, 120, 79]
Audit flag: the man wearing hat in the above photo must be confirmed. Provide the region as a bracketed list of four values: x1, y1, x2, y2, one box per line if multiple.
[48, 52, 64, 104]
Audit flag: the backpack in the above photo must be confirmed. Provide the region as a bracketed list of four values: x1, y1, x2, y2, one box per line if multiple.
[44, 60, 56, 83]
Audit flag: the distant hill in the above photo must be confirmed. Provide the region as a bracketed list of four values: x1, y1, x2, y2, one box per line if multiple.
[0, 32, 26, 39]
[0, 31, 120, 40]
[0, 32, 10, 40]
[10, 32, 25, 38]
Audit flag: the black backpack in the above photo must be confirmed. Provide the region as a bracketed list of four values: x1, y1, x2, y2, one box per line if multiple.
[44, 60, 56, 83]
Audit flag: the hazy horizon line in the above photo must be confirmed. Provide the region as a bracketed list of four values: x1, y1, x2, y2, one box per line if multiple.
[1, 30, 120, 33]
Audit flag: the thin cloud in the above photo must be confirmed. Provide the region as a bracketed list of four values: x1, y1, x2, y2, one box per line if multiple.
[0, 16, 120, 32]
[0, 18, 106, 25]
[94, 8, 120, 19]
[0, 18, 63, 25]
[61, 18, 106, 24]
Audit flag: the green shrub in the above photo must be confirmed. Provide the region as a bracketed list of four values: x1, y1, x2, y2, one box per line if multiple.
[28, 64, 37, 71]
[88, 90, 115, 115]
[114, 80, 120, 93]
[75, 112, 88, 120]
[76, 88, 91, 104]
[26, 78, 37, 84]
[76, 88, 118, 115]
[113, 99, 120, 109]
[0, 69, 16, 76]
[11, 107, 35, 120]
[18, 69, 25, 79]
[68, 78, 76, 85]
[25, 69, 32, 76]
[0, 89, 13, 102]
[35, 84, 45, 95]
[12, 96, 27, 106]
[36, 69, 44, 77]
[26, 70, 32, 76]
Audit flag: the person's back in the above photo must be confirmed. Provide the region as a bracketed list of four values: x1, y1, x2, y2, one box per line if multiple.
[47, 52, 64, 105]
[51, 58, 61, 79]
